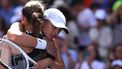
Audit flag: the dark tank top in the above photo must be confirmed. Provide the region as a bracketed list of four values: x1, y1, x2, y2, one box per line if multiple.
[25, 31, 55, 62]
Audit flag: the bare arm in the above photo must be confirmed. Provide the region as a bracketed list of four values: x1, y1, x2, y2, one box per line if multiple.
[50, 49, 65, 69]
[34, 38, 65, 69]
[7, 22, 37, 48]
[50, 38, 65, 69]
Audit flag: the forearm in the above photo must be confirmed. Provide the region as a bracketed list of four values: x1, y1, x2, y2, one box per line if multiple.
[50, 49, 65, 69]
[7, 22, 47, 49]
[7, 31, 37, 48]
[49, 38, 65, 69]
[7, 22, 37, 48]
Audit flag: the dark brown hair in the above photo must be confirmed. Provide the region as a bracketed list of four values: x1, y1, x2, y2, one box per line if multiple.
[22, 0, 45, 37]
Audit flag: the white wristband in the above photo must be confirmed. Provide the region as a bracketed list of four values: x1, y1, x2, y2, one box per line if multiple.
[35, 38, 47, 49]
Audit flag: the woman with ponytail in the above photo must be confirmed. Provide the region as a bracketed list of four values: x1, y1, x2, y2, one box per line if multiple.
[4, 0, 68, 69]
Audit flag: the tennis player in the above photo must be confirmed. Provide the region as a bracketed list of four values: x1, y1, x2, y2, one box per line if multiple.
[0, 1, 47, 69]
[3, 1, 68, 69]
[34, 8, 69, 69]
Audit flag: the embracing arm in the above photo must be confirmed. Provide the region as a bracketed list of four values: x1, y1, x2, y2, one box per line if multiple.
[7, 22, 39, 48]
[35, 49, 65, 69]
[49, 38, 65, 69]
[50, 49, 65, 69]
[34, 38, 65, 69]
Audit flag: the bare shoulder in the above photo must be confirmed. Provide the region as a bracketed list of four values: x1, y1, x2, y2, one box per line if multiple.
[11, 22, 20, 26]
[10, 22, 22, 28]
[8, 22, 23, 32]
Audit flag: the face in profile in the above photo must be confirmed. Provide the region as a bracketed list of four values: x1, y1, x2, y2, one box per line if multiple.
[87, 45, 96, 55]
[43, 20, 61, 39]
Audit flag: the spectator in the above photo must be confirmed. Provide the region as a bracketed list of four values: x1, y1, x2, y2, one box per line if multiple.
[67, 0, 82, 49]
[111, 0, 122, 46]
[80, 44, 105, 69]
[77, 7, 96, 51]
[113, 44, 122, 60]
[111, 60, 122, 69]
[89, 9, 113, 59]
[109, 44, 122, 69]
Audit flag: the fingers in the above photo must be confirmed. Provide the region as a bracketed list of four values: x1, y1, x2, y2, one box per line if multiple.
[34, 63, 43, 69]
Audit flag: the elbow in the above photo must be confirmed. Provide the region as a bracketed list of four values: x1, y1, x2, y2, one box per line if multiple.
[53, 62, 65, 69]
[59, 63, 65, 69]
[58, 64, 65, 69]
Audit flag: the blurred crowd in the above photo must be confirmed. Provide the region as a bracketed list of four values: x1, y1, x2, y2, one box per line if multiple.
[0, 0, 122, 69]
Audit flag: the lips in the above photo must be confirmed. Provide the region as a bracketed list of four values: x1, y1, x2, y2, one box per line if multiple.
[50, 34, 56, 38]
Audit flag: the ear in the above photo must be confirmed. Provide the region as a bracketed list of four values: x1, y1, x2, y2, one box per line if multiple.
[21, 15, 26, 25]
[21, 15, 24, 21]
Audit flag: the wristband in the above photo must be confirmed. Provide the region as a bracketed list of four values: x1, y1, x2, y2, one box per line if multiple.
[35, 38, 47, 49]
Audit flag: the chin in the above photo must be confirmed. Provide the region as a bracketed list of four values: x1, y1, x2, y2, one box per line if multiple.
[47, 36, 52, 40]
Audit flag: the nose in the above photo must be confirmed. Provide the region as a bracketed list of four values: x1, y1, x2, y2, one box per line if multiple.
[53, 28, 60, 36]
[54, 29, 59, 35]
